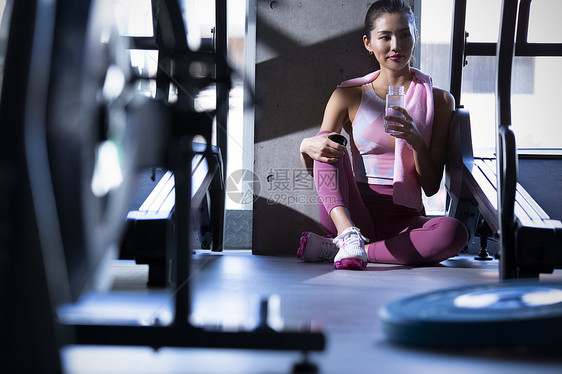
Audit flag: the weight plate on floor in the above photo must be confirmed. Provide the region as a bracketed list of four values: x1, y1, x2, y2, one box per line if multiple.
[379, 281, 562, 348]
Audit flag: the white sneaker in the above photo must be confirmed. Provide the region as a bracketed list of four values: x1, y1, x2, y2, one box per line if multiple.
[297, 232, 339, 262]
[333, 227, 369, 270]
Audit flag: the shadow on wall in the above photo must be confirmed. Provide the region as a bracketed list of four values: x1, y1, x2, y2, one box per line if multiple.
[254, 19, 378, 143]
[252, 2, 378, 255]
[252, 196, 328, 256]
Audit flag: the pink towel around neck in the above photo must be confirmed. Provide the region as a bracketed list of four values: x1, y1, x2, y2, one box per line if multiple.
[338, 68, 434, 210]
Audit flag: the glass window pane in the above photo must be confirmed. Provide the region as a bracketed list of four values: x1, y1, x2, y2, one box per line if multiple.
[115, 0, 153, 37]
[461, 98, 496, 153]
[129, 49, 158, 78]
[512, 57, 562, 149]
[461, 55, 497, 153]
[128, 49, 158, 98]
[462, 55, 562, 151]
[465, 0, 502, 43]
[420, 0, 454, 90]
[183, 0, 215, 51]
[420, 0, 457, 214]
[528, 0, 562, 43]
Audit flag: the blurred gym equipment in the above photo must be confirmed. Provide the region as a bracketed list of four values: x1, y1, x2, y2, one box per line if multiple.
[0, 1, 324, 372]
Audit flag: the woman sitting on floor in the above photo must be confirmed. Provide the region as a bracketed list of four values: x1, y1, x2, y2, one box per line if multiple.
[298, 0, 468, 270]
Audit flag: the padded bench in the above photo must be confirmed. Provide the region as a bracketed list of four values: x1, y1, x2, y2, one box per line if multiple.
[445, 109, 562, 276]
[120, 143, 224, 286]
[469, 157, 562, 232]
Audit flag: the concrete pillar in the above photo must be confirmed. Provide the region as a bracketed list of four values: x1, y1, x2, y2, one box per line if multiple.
[251, 0, 375, 255]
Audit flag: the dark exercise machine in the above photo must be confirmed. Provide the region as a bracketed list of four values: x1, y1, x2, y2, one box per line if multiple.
[117, 0, 227, 286]
[447, 0, 562, 277]
[380, 0, 562, 348]
[1, 1, 323, 373]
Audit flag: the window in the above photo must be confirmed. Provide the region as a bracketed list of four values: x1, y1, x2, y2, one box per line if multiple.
[419, 0, 454, 214]
[115, 0, 250, 211]
[419, 0, 562, 214]
[421, 0, 562, 154]
[115, 0, 153, 37]
[528, 0, 562, 43]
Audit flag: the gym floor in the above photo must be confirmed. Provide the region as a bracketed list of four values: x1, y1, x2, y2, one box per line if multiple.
[61, 251, 562, 374]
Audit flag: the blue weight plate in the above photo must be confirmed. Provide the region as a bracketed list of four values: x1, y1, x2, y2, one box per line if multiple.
[379, 281, 562, 348]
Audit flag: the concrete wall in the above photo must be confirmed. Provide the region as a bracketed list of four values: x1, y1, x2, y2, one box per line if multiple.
[251, 0, 376, 255]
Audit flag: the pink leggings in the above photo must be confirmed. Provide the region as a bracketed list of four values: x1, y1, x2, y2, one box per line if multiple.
[313, 149, 468, 266]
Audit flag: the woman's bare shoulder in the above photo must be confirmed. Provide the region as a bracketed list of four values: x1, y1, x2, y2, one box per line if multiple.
[333, 85, 363, 101]
[320, 86, 363, 132]
[332, 86, 363, 113]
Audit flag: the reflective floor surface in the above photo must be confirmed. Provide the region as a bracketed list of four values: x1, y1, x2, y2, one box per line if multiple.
[61, 251, 562, 374]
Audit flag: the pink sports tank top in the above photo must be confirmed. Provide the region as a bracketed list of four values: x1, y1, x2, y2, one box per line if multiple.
[350, 87, 395, 185]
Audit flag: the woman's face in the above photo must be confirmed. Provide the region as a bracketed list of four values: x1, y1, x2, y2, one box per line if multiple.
[364, 12, 416, 72]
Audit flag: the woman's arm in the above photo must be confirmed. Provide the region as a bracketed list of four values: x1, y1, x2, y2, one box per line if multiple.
[300, 87, 359, 175]
[384, 87, 455, 196]
[412, 87, 455, 196]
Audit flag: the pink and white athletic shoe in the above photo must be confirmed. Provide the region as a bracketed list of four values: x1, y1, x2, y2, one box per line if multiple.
[333, 227, 368, 270]
[297, 232, 338, 263]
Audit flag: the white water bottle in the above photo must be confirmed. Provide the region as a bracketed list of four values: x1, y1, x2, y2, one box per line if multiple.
[384, 86, 405, 135]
